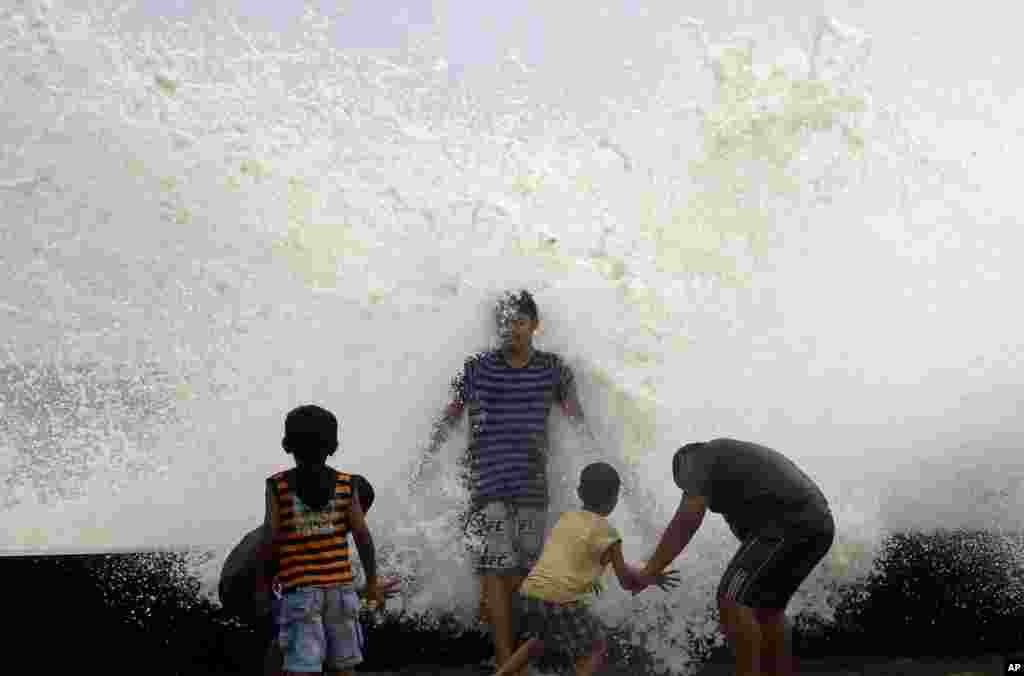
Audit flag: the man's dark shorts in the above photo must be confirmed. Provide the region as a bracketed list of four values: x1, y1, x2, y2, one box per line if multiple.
[718, 510, 835, 609]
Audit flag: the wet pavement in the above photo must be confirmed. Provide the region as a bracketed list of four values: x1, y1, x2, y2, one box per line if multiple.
[356, 653, 1011, 675]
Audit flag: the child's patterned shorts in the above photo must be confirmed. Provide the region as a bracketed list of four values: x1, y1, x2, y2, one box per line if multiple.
[518, 593, 605, 665]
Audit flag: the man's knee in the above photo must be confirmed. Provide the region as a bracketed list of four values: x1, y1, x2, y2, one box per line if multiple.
[717, 595, 742, 621]
[717, 598, 758, 634]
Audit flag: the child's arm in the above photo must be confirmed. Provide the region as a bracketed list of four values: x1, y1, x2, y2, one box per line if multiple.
[355, 577, 402, 600]
[258, 480, 281, 588]
[601, 540, 643, 591]
[602, 541, 681, 593]
[349, 482, 381, 605]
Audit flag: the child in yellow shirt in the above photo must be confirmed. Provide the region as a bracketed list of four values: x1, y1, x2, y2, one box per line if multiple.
[495, 462, 679, 676]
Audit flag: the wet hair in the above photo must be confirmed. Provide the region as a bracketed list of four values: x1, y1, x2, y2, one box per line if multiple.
[579, 462, 621, 509]
[352, 473, 374, 513]
[495, 289, 539, 326]
[282, 405, 339, 510]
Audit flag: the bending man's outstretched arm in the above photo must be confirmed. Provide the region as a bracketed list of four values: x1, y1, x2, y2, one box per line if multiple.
[643, 494, 705, 576]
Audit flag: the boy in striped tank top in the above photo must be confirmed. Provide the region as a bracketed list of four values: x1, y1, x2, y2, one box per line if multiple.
[263, 405, 384, 675]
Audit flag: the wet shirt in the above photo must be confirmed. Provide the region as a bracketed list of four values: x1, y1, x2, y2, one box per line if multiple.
[267, 468, 355, 591]
[672, 438, 831, 539]
[520, 510, 622, 604]
[450, 349, 578, 507]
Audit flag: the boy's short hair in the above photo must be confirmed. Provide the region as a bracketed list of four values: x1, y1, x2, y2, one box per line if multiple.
[496, 289, 539, 324]
[283, 404, 339, 464]
[579, 462, 620, 507]
[352, 473, 374, 513]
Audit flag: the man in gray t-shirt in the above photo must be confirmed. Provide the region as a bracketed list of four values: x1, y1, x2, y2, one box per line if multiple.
[673, 438, 832, 541]
[631, 439, 834, 676]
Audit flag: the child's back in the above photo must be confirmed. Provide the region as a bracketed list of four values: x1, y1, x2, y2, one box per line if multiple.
[265, 405, 381, 676]
[519, 509, 620, 605]
[267, 464, 357, 591]
[495, 462, 678, 676]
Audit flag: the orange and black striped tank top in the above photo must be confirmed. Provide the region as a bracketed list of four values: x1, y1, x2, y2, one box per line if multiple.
[269, 468, 354, 591]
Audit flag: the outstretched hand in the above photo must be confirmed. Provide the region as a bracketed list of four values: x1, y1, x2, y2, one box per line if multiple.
[651, 568, 681, 592]
[378, 576, 402, 599]
[359, 576, 402, 613]
[627, 566, 681, 595]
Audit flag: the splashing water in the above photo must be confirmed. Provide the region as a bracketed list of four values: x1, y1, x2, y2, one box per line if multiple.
[3, 1, 1024, 672]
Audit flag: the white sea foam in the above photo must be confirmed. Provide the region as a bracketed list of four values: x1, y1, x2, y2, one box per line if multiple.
[2, 1, 1023, 672]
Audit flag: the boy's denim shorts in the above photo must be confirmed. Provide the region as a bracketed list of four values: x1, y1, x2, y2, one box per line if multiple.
[273, 585, 363, 672]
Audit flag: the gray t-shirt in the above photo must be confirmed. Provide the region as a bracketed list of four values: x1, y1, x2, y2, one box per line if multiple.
[672, 438, 831, 539]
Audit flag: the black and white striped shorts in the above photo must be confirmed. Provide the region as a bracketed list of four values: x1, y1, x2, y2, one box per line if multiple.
[718, 515, 835, 609]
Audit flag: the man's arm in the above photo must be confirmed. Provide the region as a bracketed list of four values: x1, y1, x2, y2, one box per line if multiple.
[642, 494, 706, 576]
[427, 400, 465, 455]
[409, 400, 464, 487]
[410, 366, 468, 487]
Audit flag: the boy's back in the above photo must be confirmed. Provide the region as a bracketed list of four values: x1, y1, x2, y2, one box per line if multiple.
[519, 510, 621, 604]
[267, 465, 356, 591]
[265, 404, 380, 676]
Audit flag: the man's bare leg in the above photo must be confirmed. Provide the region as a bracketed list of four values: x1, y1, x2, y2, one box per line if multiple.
[754, 607, 793, 676]
[480, 579, 491, 624]
[483, 573, 526, 674]
[719, 598, 761, 676]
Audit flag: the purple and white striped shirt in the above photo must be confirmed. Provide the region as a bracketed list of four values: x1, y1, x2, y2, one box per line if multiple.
[449, 349, 579, 507]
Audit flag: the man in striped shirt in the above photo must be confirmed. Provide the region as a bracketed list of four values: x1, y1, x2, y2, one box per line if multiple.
[412, 290, 589, 674]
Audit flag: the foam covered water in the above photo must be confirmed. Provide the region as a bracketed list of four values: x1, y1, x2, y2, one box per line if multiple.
[3, 1, 1023, 672]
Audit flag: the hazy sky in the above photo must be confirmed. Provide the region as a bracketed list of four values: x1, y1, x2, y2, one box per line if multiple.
[139, 0, 551, 78]
[134, 0, 1024, 100]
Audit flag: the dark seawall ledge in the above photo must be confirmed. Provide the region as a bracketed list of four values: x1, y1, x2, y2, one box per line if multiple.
[4, 529, 1022, 675]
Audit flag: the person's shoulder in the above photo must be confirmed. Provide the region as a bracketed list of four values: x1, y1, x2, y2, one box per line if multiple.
[551, 509, 585, 528]
[574, 509, 611, 529]
[533, 349, 568, 369]
[707, 438, 742, 454]
[268, 469, 290, 481]
[582, 512, 621, 542]
[710, 438, 774, 457]
[464, 350, 496, 368]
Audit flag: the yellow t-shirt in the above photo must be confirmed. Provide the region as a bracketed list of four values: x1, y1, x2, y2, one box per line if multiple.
[519, 510, 622, 604]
